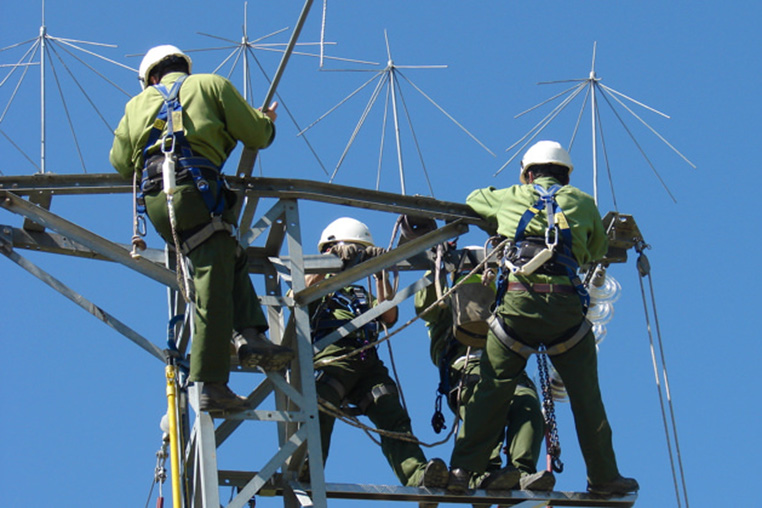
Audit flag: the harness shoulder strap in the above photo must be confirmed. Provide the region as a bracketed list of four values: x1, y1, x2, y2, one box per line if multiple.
[142, 76, 187, 161]
[506, 183, 589, 312]
[139, 75, 227, 217]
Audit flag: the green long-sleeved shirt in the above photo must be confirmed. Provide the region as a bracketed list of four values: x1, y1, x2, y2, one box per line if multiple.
[110, 72, 275, 178]
[466, 176, 608, 275]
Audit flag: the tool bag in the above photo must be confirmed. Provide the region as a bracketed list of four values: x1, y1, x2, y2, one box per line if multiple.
[449, 249, 495, 348]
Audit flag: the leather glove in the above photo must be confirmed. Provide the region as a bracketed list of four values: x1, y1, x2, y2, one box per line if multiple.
[329, 243, 361, 263]
[363, 246, 387, 259]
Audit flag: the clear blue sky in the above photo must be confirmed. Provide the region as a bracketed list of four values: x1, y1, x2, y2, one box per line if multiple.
[1, 1, 759, 507]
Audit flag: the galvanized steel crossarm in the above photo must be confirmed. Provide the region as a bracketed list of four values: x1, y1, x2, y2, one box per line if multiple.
[0, 190, 178, 289]
[4, 225, 167, 263]
[232, 176, 484, 224]
[0, 236, 164, 361]
[0, 173, 485, 225]
[0, 173, 130, 196]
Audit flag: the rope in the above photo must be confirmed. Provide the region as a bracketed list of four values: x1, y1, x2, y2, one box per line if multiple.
[131, 171, 147, 259]
[313, 237, 510, 369]
[165, 195, 192, 303]
[636, 243, 690, 507]
[383, 321, 408, 413]
[317, 395, 458, 449]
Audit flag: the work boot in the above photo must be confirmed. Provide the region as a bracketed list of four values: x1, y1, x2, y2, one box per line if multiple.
[475, 466, 520, 491]
[587, 475, 639, 496]
[198, 382, 249, 414]
[418, 458, 449, 489]
[446, 468, 471, 494]
[234, 328, 295, 371]
[519, 470, 556, 491]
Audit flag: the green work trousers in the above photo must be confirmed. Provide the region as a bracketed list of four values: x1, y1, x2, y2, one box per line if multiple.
[315, 346, 428, 486]
[450, 290, 621, 485]
[145, 181, 267, 383]
[450, 359, 544, 476]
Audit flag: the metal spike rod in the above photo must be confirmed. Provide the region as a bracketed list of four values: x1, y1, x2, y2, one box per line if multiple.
[302, 29, 492, 196]
[500, 41, 695, 205]
[0, 0, 130, 175]
[192, 2, 378, 105]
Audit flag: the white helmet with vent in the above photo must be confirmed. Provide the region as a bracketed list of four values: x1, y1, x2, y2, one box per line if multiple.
[138, 45, 192, 90]
[520, 140, 574, 184]
[318, 217, 375, 252]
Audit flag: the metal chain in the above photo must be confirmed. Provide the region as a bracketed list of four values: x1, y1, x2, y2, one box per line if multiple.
[537, 345, 564, 473]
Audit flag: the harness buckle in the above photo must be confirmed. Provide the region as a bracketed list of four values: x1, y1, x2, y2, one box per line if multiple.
[507, 247, 554, 276]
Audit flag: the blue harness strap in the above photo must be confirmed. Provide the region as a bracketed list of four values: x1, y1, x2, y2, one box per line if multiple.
[504, 183, 590, 312]
[311, 285, 380, 355]
[139, 76, 225, 216]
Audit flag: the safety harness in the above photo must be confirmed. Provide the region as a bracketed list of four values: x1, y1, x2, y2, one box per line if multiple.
[491, 183, 592, 358]
[312, 285, 398, 415]
[311, 285, 381, 355]
[137, 75, 236, 255]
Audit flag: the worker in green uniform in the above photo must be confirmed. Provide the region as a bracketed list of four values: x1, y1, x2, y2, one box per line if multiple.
[110, 45, 294, 413]
[306, 217, 449, 491]
[415, 264, 554, 491]
[447, 141, 639, 496]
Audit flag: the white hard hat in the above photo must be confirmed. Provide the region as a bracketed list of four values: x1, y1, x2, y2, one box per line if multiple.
[519, 140, 574, 184]
[138, 45, 192, 90]
[318, 217, 375, 252]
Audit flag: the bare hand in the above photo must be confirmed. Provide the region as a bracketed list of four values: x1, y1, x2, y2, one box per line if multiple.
[262, 101, 279, 122]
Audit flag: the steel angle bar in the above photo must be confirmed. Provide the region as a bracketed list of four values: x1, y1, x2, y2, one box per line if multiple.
[239, 198, 288, 247]
[264, 370, 307, 407]
[286, 484, 314, 508]
[0, 173, 485, 223]
[511, 501, 556, 508]
[265, 217, 288, 257]
[283, 199, 328, 508]
[265, 255, 294, 282]
[227, 426, 308, 508]
[0, 234, 164, 361]
[0, 173, 130, 196]
[294, 219, 468, 306]
[312, 271, 434, 352]
[231, 176, 483, 223]
[193, 410, 221, 507]
[237, 191, 260, 239]
[227, 480, 636, 506]
[257, 294, 295, 308]
[5, 225, 167, 263]
[23, 190, 52, 231]
[220, 410, 307, 423]
[0, 190, 178, 289]
[215, 378, 276, 445]
[271, 253, 342, 278]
